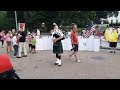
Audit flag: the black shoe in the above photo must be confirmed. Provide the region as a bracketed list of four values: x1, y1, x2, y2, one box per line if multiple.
[22, 55, 27, 57]
[17, 57, 21, 58]
[54, 63, 58, 65]
[58, 64, 62, 66]
[110, 51, 113, 53]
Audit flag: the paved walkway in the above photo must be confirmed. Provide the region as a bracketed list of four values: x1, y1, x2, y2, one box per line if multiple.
[0, 43, 120, 79]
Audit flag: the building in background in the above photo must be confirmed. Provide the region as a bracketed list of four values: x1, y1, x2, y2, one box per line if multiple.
[107, 11, 120, 24]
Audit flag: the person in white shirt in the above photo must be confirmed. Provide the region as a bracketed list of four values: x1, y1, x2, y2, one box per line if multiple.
[37, 29, 40, 38]
[117, 27, 120, 34]
[12, 33, 19, 57]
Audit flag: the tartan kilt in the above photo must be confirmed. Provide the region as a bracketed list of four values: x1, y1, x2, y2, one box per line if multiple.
[53, 41, 63, 54]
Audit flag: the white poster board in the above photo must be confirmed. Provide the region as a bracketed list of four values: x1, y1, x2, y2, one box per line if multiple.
[36, 36, 100, 52]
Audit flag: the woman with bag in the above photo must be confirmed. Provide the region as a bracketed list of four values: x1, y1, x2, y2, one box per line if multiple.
[5, 31, 13, 54]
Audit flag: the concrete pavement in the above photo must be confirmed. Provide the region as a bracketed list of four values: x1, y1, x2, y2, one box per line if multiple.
[0, 44, 120, 79]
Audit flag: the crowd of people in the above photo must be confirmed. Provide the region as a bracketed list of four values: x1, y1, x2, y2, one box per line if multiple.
[0, 24, 120, 67]
[0, 29, 37, 58]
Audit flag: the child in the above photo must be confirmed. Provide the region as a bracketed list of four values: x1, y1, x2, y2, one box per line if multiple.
[12, 33, 19, 57]
[27, 34, 32, 52]
[31, 36, 36, 54]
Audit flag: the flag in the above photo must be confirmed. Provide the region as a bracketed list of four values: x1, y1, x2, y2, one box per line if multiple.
[83, 21, 95, 38]
[83, 27, 95, 38]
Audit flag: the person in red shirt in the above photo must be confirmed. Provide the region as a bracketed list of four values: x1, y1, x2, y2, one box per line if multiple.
[69, 24, 80, 63]
[27, 34, 32, 52]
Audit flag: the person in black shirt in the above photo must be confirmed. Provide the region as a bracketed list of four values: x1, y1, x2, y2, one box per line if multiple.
[17, 31, 27, 58]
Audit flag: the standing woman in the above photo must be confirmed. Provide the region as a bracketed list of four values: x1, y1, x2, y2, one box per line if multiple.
[51, 25, 64, 66]
[105, 27, 110, 42]
[0, 30, 5, 48]
[5, 31, 13, 53]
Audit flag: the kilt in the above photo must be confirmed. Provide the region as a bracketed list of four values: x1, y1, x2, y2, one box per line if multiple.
[53, 41, 63, 54]
[109, 42, 117, 47]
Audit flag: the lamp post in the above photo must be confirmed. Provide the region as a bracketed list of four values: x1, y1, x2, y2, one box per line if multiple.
[15, 11, 18, 32]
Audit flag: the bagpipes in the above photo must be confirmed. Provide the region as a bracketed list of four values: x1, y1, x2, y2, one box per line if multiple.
[53, 33, 65, 41]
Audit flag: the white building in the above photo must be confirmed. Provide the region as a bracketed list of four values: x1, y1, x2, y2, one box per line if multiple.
[107, 11, 120, 24]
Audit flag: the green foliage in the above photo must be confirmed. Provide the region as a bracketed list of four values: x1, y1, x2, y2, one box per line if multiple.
[0, 11, 119, 32]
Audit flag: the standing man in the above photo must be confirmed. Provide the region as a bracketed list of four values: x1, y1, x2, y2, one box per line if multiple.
[17, 30, 27, 58]
[51, 25, 64, 66]
[37, 29, 40, 38]
[109, 28, 118, 53]
[69, 24, 80, 63]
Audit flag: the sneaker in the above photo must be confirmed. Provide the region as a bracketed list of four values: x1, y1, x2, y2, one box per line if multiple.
[55, 59, 59, 65]
[110, 51, 113, 53]
[17, 56, 21, 58]
[77, 59, 81, 63]
[58, 60, 62, 66]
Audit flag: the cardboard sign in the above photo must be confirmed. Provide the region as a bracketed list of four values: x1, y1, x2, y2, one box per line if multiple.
[19, 23, 25, 31]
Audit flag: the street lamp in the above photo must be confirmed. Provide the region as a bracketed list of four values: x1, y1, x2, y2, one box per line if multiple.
[15, 11, 18, 32]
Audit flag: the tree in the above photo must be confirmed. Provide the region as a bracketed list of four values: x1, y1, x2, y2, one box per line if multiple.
[0, 11, 119, 32]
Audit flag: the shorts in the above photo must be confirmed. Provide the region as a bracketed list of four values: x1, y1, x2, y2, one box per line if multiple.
[29, 44, 32, 48]
[72, 44, 78, 52]
[109, 42, 117, 47]
[32, 45, 36, 49]
[6, 41, 11, 46]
